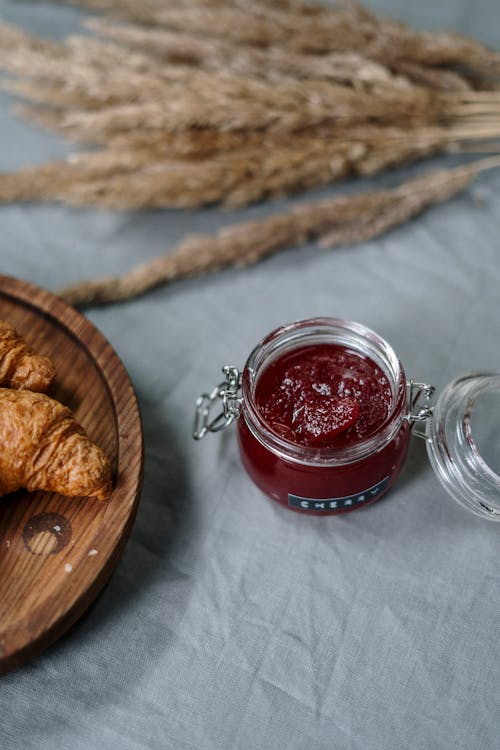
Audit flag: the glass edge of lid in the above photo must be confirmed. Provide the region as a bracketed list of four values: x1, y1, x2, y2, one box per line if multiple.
[425, 373, 500, 521]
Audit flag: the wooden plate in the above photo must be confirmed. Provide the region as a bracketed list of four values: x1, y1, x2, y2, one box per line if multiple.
[0, 275, 143, 675]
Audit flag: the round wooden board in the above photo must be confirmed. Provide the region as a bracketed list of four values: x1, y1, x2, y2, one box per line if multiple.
[0, 275, 144, 675]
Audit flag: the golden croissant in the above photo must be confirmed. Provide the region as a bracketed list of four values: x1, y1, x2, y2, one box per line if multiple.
[0, 388, 112, 500]
[0, 319, 55, 392]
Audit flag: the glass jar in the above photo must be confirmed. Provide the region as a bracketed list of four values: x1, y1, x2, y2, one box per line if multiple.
[194, 317, 500, 521]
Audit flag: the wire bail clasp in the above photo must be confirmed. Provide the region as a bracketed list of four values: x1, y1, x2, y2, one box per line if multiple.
[193, 365, 243, 440]
[406, 380, 436, 439]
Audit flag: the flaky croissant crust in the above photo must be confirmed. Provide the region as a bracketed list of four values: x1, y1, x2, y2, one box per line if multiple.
[0, 388, 112, 500]
[0, 319, 55, 392]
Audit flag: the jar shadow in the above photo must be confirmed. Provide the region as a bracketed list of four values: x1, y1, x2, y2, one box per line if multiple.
[396, 433, 430, 491]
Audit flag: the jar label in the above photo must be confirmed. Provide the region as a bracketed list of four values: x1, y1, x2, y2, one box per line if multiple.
[288, 476, 390, 512]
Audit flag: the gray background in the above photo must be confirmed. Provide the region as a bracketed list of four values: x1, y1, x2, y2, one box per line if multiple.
[0, 2, 499, 748]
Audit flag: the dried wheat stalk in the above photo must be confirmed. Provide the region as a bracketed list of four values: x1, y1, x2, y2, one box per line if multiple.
[84, 18, 416, 90]
[1, 1, 500, 212]
[0, 29, 447, 132]
[84, 16, 473, 94]
[57, 158, 500, 307]
[61, 0, 500, 84]
[0, 127, 464, 208]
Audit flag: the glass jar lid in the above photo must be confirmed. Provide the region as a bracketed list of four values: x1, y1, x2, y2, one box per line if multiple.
[425, 374, 500, 521]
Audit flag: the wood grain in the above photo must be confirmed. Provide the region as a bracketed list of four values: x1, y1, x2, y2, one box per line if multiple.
[0, 275, 143, 675]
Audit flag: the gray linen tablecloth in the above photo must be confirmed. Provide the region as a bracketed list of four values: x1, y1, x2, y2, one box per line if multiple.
[1, 2, 499, 748]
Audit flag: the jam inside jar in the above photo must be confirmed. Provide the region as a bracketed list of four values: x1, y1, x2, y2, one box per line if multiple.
[237, 319, 409, 514]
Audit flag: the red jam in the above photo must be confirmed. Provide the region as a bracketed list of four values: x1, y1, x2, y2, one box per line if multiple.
[237, 331, 410, 515]
[255, 344, 392, 449]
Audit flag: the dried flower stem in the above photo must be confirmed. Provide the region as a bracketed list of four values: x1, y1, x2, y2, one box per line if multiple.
[62, 0, 500, 84]
[84, 18, 415, 90]
[2, 30, 500, 207]
[0, 124, 484, 209]
[1, 1, 500, 211]
[57, 158, 500, 307]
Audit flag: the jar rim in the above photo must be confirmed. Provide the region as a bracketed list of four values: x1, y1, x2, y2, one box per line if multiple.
[241, 317, 408, 466]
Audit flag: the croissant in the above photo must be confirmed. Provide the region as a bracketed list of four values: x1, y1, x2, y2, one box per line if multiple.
[0, 388, 112, 500]
[0, 319, 55, 392]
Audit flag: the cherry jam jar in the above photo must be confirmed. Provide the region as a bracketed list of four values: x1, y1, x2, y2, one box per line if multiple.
[194, 318, 500, 520]
[196, 319, 410, 515]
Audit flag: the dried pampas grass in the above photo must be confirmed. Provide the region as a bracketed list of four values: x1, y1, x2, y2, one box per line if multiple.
[0, 1, 499, 306]
[58, 158, 500, 307]
[0, 1, 500, 211]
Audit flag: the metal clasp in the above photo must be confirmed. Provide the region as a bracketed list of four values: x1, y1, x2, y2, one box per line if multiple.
[406, 380, 436, 439]
[193, 365, 242, 440]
